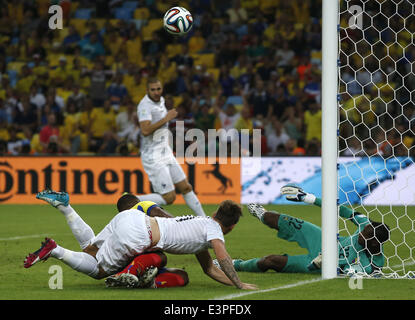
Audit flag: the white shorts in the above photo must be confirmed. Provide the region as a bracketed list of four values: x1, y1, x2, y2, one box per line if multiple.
[94, 210, 152, 274]
[142, 157, 186, 194]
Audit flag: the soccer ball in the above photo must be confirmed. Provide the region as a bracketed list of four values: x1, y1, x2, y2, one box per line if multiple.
[163, 7, 193, 36]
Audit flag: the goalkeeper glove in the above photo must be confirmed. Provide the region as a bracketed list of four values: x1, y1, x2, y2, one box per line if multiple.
[281, 184, 317, 204]
[307, 253, 322, 271]
[280, 184, 307, 202]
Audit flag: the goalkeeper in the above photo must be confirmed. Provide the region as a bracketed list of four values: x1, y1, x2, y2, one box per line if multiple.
[229, 185, 390, 275]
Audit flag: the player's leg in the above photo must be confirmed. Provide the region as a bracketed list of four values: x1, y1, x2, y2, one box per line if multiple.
[171, 160, 206, 217]
[154, 268, 189, 288]
[233, 255, 289, 272]
[213, 255, 287, 273]
[115, 251, 168, 277]
[36, 190, 95, 250]
[137, 164, 175, 205]
[107, 265, 189, 289]
[174, 179, 206, 217]
[247, 203, 280, 229]
[233, 254, 316, 273]
[137, 192, 169, 205]
[24, 237, 106, 279]
[247, 204, 322, 273]
[248, 203, 321, 252]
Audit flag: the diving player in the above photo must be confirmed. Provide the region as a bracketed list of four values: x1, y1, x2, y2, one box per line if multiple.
[216, 185, 390, 275]
[24, 190, 257, 290]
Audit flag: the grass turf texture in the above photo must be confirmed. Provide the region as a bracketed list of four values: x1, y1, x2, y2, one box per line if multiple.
[1, 203, 414, 300]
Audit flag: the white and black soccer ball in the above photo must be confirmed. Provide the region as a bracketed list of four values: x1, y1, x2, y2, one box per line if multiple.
[163, 7, 193, 36]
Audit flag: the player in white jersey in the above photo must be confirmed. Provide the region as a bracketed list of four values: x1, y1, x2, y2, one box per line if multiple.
[136, 77, 206, 217]
[25, 191, 257, 290]
[25, 190, 189, 288]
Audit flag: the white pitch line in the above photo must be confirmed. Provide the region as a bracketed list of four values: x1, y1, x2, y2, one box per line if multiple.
[0, 233, 71, 241]
[212, 277, 324, 300]
[213, 261, 415, 300]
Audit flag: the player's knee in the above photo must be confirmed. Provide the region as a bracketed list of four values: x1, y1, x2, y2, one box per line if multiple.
[176, 269, 189, 286]
[163, 192, 176, 204]
[259, 255, 287, 272]
[155, 251, 168, 268]
[180, 183, 193, 194]
[263, 211, 280, 229]
[94, 268, 108, 280]
[83, 244, 98, 258]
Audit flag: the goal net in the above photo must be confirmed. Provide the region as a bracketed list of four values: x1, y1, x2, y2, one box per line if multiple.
[337, 0, 415, 278]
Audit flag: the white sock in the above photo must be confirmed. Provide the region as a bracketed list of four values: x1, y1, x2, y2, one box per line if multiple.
[51, 245, 99, 278]
[57, 205, 95, 250]
[137, 193, 167, 205]
[183, 191, 206, 217]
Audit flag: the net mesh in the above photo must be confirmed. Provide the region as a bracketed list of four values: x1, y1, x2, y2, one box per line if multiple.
[338, 0, 415, 278]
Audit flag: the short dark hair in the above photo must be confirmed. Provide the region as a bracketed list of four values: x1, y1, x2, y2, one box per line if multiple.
[117, 193, 139, 212]
[146, 77, 161, 88]
[215, 200, 242, 228]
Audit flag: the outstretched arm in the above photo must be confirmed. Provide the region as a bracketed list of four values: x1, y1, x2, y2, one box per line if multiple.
[133, 201, 174, 218]
[308, 196, 369, 227]
[148, 206, 174, 218]
[196, 241, 257, 290]
[195, 249, 234, 287]
[211, 239, 257, 290]
[280, 184, 370, 227]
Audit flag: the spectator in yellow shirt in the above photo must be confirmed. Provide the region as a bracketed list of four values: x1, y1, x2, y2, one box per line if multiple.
[88, 100, 117, 153]
[188, 29, 206, 54]
[226, 0, 248, 24]
[304, 100, 322, 142]
[52, 56, 73, 87]
[16, 65, 36, 94]
[56, 77, 77, 105]
[60, 100, 82, 154]
[105, 29, 125, 58]
[234, 105, 253, 134]
[157, 55, 177, 87]
[125, 28, 142, 66]
[125, 72, 147, 104]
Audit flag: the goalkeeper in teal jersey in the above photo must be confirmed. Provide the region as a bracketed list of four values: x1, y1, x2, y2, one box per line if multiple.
[227, 185, 390, 275]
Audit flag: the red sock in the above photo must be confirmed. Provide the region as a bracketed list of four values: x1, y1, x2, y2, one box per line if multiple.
[119, 253, 162, 276]
[155, 272, 186, 288]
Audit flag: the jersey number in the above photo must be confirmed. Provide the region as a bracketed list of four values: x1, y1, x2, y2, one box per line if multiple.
[287, 217, 304, 230]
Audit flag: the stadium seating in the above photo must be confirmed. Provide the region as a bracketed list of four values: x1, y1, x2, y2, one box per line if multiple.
[7, 70, 18, 88]
[70, 19, 88, 36]
[114, 8, 134, 20]
[191, 54, 215, 68]
[122, 1, 140, 10]
[73, 8, 93, 19]
[1, 0, 330, 158]
[141, 19, 164, 41]
[129, 19, 146, 31]
[133, 7, 150, 20]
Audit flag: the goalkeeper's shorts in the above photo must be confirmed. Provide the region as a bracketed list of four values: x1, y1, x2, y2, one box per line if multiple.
[276, 214, 322, 273]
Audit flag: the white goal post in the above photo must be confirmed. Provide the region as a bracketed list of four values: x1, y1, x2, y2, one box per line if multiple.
[321, 0, 339, 280]
[322, 0, 415, 279]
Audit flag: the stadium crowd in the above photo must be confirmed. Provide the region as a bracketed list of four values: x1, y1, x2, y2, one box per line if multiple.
[0, 0, 413, 157]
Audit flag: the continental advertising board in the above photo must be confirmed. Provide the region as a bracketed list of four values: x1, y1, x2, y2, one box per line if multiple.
[1, 156, 413, 205]
[0, 157, 240, 204]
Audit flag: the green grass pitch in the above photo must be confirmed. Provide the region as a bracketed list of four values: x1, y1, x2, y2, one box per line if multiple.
[1, 203, 414, 300]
